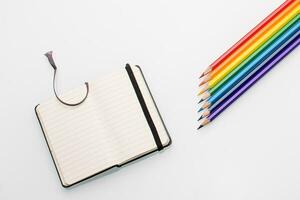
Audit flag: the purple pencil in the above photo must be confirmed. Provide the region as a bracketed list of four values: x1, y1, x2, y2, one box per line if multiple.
[198, 34, 300, 129]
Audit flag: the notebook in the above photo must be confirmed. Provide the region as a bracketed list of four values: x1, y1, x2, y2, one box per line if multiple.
[35, 64, 172, 187]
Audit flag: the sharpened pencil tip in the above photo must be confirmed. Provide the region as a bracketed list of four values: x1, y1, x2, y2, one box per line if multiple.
[198, 99, 204, 104]
[197, 83, 209, 96]
[199, 66, 212, 79]
[199, 73, 205, 79]
[198, 81, 206, 87]
[198, 108, 203, 113]
[198, 115, 204, 121]
[197, 90, 205, 96]
[198, 74, 211, 87]
[197, 125, 203, 130]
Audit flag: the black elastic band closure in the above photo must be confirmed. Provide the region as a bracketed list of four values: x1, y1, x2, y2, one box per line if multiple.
[125, 64, 163, 151]
[44, 51, 89, 107]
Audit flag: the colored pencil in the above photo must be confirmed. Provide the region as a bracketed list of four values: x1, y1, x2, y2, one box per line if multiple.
[198, 34, 300, 129]
[210, 33, 299, 112]
[198, 19, 300, 109]
[199, 1, 300, 89]
[198, 15, 300, 100]
[198, 31, 299, 117]
[199, 0, 296, 78]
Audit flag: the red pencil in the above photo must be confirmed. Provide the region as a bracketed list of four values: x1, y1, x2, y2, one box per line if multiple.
[200, 0, 295, 78]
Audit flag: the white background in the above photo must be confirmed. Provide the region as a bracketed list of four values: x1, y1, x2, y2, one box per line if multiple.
[1, 0, 300, 199]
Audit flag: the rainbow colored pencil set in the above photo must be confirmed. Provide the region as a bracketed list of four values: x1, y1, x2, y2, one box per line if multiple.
[197, 0, 300, 129]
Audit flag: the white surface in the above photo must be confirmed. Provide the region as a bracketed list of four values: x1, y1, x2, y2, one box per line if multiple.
[0, 0, 299, 199]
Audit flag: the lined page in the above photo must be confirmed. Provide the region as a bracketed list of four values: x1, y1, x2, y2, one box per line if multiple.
[36, 67, 163, 186]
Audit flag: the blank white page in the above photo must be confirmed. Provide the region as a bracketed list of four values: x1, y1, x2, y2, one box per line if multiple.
[36, 66, 170, 186]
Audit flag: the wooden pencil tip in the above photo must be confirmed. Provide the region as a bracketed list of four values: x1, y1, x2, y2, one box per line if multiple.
[197, 125, 203, 130]
[198, 91, 211, 104]
[199, 66, 212, 79]
[197, 89, 206, 96]
[198, 80, 206, 87]
[198, 74, 211, 87]
[198, 115, 204, 121]
[202, 101, 211, 110]
[198, 118, 210, 129]
[199, 73, 205, 79]
[197, 83, 209, 96]
[198, 99, 204, 104]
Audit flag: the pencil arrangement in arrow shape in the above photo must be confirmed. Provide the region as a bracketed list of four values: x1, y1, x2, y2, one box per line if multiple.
[197, 0, 300, 129]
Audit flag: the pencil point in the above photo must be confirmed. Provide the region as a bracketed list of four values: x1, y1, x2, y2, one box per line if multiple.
[198, 74, 211, 87]
[199, 66, 212, 79]
[197, 125, 203, 130]
[202, 101, 211, 110]
[199, 79, 209, 87]
[197, 83, 209, 96]
[198, 99, 204, 104]
[198, 81, 206, 87]
[198, 107, 203, 113]
[199, 73, 205, 79]
[197, 118, 210, 129]
[198, 115, 204, 121]
[198, 91, 211, 104]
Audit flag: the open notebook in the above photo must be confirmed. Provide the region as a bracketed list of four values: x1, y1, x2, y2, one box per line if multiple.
[35, 64, 171, 187]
